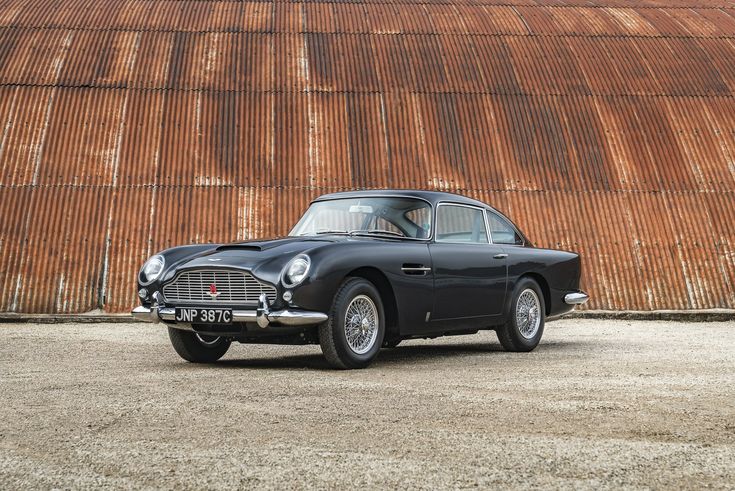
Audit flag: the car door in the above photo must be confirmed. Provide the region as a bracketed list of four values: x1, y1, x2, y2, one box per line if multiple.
[428, 203, 508, 327]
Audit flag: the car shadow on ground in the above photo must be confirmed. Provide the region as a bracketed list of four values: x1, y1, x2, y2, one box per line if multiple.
[200, 340, 578, 370]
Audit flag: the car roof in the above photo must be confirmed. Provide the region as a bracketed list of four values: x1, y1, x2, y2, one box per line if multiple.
[312, 189, 531, 245]
[313, 189, 492, 209]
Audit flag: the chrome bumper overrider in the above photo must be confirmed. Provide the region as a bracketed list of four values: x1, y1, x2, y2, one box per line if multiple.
[564, 291, 590, 305]
[131, 294, 328, 329]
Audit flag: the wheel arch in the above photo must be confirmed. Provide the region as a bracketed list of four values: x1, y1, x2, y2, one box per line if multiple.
[345, 267, 399, 339]
[518, 272, 551, 316]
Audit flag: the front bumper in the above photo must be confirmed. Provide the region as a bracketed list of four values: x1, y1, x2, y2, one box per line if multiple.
[564, 291, 590, 305]
[131, 294, 328, 329]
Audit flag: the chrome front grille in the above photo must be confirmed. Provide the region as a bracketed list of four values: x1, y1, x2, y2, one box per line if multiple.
[162, 269, 277, 305]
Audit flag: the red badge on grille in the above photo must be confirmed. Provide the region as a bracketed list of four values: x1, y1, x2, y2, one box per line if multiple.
[208, 283, 219, 299]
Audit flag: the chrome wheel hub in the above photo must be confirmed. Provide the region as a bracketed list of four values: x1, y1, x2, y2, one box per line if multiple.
[516, 288, 541, 339]
[344, 295, 379, 355]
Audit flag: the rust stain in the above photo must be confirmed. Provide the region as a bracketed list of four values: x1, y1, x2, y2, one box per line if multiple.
[0, 0, 734, 313]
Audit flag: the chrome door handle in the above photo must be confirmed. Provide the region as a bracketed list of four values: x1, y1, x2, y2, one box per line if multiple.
[493, 253, 508, 259]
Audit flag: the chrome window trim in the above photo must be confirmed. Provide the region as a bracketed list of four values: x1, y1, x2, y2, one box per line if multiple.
[312, 194, 433, 209]
[485, 208, 525, 246]
[483, 210, 495, 245]
[433, 202, 491, 245]
[291, 195, 434, 241]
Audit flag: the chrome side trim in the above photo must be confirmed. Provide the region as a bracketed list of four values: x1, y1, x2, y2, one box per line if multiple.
[564, 292, 590, 305]
[401, 266, 432, 272]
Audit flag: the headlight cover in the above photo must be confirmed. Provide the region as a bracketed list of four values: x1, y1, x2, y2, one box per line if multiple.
[140, 255, 165, 285]
[282, 254, 310, 287]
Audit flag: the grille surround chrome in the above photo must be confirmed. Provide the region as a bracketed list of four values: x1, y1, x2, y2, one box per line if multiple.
[162, 269, 277, 306]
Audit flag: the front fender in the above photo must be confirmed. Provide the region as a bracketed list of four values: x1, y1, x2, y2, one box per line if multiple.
[288, 241, 433, 329]
[287, 245, 374, 312]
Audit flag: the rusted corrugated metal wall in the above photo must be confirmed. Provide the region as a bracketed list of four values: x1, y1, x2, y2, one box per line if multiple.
[0, 0, 734, 313]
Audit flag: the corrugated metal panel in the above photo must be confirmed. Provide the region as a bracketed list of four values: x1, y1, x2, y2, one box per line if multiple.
[1, 186, 112, 312]
[0, 0, 734, 313]
[4, 29, 735, 94]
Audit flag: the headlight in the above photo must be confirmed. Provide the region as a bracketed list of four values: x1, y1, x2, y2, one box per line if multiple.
[140, 255, 165, 285]
[282, 254, 310, 287]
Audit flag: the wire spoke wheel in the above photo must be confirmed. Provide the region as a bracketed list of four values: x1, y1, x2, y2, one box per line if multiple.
[344, 294, 379, 355]
[319, 277, 385, 369]
[516, 288, 541, 339]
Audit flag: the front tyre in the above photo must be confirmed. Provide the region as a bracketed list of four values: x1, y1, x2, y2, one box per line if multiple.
[168, 327, 231, 363]
[496, 277, 545, 352]
[319, 277, 385, 369]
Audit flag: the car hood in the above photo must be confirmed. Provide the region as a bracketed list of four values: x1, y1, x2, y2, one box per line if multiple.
[189, 236, 335, 265]
[159, 236, 339, 285]
[155, 234, 411, 288]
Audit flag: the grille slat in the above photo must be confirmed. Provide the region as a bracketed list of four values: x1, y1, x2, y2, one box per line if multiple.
[162, 269, 277, 305]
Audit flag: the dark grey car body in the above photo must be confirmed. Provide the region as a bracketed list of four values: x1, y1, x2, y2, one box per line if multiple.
[133, 190, 586, 345]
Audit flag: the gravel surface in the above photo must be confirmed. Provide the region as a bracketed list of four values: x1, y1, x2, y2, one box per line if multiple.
[1, 319, 733, 489]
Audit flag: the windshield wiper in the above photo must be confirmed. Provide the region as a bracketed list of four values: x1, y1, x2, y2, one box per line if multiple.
[313, 230, 350, 235]
[349, 229, 406, 238]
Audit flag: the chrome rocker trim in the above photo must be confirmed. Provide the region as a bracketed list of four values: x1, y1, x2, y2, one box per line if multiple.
[564, 291, 590, 305]
[131, 294, 328, 329]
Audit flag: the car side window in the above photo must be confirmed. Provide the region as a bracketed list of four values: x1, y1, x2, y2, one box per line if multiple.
[435, 205, 488, 244]
[486, 211, 523, 245]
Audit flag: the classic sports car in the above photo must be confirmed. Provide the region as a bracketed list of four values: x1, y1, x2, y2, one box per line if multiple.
[132, 190, 588, 369]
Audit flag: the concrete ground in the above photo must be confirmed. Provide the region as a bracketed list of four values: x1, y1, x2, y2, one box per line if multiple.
[0, 320, 733, 490]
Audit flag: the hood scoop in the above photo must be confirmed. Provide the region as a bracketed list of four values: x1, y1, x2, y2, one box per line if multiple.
[214, 236, 332, 253]
[216, 244, 263, 252]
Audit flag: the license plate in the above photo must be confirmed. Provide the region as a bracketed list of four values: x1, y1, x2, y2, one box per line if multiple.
[174, 308, 232, 324]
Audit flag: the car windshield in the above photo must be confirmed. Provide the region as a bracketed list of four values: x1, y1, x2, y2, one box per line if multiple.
[289, 197, 432, 239]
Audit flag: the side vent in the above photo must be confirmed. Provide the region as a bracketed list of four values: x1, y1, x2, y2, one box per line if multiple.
[401, 264, 431, 275]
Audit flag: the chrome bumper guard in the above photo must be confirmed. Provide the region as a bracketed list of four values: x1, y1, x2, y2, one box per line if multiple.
[564, 291, 590, 305]
[131, 294, 327, 329]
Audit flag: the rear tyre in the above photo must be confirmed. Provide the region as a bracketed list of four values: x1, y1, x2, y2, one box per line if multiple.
[496, 277, 545, 352]
[319, 277, 385, 369]
[168, 327, 231, 363]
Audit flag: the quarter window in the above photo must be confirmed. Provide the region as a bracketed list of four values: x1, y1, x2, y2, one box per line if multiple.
[372, 216, 402, 235]
[487, 211, 523, 245]
[405, 207, 431, 239]
[435, 205, 488, 244]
